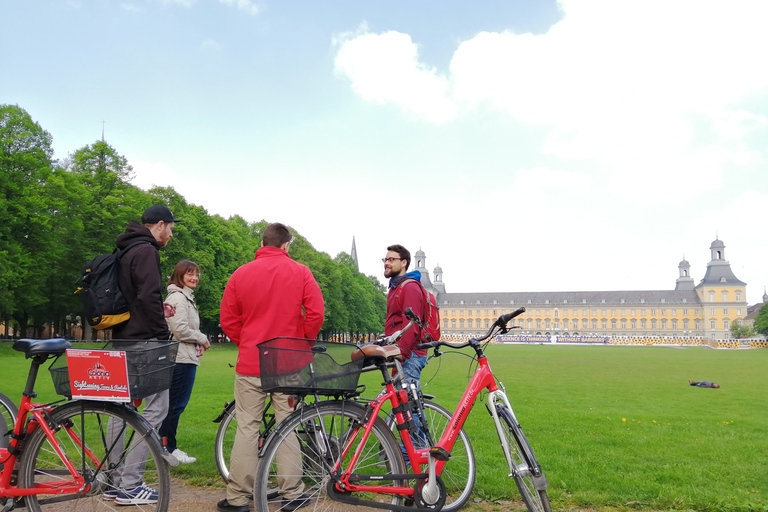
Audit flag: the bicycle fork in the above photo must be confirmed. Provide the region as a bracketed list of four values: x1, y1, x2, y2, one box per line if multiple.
[485, 390, 548, 491]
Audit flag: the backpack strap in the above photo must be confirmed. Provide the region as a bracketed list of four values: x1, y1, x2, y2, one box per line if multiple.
[116, 239, 151, 260]
[396, 277, 427, 324]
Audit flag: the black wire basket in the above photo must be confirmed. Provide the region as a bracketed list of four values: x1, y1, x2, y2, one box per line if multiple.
[49, 341, 179, 400]
[258, 338, 364, 396]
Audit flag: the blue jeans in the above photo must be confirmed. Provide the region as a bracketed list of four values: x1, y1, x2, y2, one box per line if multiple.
[401, 355, 428, 449]
[159, 363, 197, 452]
[402, 355, 427, 390]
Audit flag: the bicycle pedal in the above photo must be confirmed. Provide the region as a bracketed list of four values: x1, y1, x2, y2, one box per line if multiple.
[428, 446, 450, 462]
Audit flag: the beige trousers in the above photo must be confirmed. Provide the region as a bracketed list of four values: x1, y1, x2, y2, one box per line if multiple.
[226, 373, 303, 506]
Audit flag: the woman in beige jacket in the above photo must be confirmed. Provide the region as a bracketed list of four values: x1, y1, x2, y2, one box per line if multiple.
[159, 260, 211, 464]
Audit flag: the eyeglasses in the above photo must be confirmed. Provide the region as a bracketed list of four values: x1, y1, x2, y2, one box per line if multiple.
[186, 272, 201, 278]
[381, 257, 402, 263]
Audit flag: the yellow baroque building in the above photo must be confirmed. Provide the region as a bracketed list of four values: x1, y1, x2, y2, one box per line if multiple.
[415, 238, 751, 341]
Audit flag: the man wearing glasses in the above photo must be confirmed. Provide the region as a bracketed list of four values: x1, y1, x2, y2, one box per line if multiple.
[383, 244, 428, 390]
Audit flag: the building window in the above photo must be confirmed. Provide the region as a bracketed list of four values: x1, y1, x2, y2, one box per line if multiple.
[721, 291, 728, 302]
[709, 291, 715, 302]
[735, 291, 742, 301]
[621, 319, 627, 330]
[710, 320, 716, 330]
[485, 319, 490, 328]
[601, 319, 607, 329]
[591, 319, 597, 330]
[611, 319, 617, 329]
[683, 319, 689, 330]
[563, 319, 569, 330]
[661, 319, 667, 330]
[695, 319, 701, 330]
[460, 319, 464, 328]
[723, 319, 730, 330]
[672, 319, 678, 330]
[723, 309, 728, 315]
[451, 319, 456, 328]
[527, 319, 533, 329]
[641, 319, 647, 329]
[545, 319, 551, 329]
[651, 319, 658, 329]
[582, 319, 588, 329]
[631, 319, 637, 330]
[443, 319, 449, 329]
[536, 320, 542, 329]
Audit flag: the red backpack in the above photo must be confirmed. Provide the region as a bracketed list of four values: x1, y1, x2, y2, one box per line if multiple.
[397, 278, 441, 342]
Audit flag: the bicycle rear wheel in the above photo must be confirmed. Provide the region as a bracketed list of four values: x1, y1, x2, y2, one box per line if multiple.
[496, 404, 551, 512]
[18, 401, 170, 512]
[386, 400, 476, 512]
[254, 400, 406, 512]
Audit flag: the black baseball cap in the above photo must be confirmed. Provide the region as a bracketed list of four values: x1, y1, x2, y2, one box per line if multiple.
[141, 205, 183, 224]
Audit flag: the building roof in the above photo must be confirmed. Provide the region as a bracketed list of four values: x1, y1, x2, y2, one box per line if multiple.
[436, 289, 700, 307]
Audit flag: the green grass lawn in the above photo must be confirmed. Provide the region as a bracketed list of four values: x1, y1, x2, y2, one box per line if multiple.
[1, 341, 766, 511]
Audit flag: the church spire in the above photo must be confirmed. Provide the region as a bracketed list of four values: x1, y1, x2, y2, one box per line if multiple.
[350, 236, 359, 271]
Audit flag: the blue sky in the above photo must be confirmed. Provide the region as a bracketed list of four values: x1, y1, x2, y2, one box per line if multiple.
[3, 0, 767, 305]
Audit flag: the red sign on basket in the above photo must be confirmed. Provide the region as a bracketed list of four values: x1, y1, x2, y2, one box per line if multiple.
[66, 349, 131, 402]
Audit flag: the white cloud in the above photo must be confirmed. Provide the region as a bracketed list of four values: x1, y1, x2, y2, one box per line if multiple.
[201, 38, 220, 50]
[218, 0, 259, 16]
[334, 1, 768, 206]
[334, 29, 457, 123]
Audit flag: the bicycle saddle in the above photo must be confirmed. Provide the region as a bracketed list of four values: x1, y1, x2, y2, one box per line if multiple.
[13, 338, 71, 358]
[350, 344, 402, 366]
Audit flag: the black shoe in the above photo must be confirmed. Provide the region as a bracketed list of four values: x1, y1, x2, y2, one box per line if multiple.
[217, 498, 249, 512]
[281, 494, 311, 511]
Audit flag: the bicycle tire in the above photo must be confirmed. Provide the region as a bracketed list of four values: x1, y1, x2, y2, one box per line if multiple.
[214, 401, 237, 484]
[385, 399, 476, 512]
[0, 392, 18, 450]
[496, 404, 552, 512]
[254, 400, 406, 512]
[214, 398, 280, 500]
[18, 400, 171, 512]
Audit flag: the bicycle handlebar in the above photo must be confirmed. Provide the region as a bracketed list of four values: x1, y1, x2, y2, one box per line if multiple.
[415, 307, 526, 350]
[371, 307, 417, 346]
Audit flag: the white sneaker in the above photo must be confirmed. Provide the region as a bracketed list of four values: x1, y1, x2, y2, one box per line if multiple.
[171, 448, 197, 464]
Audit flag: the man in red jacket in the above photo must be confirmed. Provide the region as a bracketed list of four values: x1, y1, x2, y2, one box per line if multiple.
[217, 223, 324, 512]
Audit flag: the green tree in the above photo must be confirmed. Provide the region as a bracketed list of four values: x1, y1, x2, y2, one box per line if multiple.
[753, 303, 768, 337]
[0, 105, 56, 336]
[730, 322, 755, 339]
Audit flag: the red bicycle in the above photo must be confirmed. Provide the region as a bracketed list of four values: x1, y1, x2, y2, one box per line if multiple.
[253, 306, 551, 512]
[0, 338, 173, 512]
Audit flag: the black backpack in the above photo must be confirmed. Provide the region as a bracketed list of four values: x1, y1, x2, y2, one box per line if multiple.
[76, 240, 149, 329]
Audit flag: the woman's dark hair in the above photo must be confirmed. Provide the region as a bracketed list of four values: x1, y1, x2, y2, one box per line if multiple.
[168, 260, 199, 288]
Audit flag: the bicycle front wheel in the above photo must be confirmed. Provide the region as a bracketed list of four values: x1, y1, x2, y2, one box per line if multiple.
[214, 401, 237, 483]
[254, 400, 406, 512]
[0, 392, 18, 472]
[386, 400, 476, 512]
[496, 404, 551, 512]
[18, 401, 170, 512]
[0, 392, 18, 449]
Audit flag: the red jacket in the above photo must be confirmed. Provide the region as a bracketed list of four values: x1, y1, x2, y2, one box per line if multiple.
[385, 277, 427, 360]
[220, 246, 325, 376]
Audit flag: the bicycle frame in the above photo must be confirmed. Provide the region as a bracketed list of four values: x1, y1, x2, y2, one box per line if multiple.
[0, 396, 101, 498]
[331, 350, 499, 500]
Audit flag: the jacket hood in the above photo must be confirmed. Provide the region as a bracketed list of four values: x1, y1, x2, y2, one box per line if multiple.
[116, 220, 159, 250]
[389, 270, 422, 289]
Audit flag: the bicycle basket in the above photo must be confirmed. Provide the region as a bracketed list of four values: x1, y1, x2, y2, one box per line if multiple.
[49, 341, 179, 400]
[259, 338, 364, 396]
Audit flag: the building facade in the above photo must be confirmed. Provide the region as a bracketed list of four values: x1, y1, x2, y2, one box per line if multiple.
[418, 239, 750, 340]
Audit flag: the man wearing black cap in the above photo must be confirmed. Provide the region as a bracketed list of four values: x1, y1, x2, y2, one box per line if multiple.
[107, 205, 181, 505]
